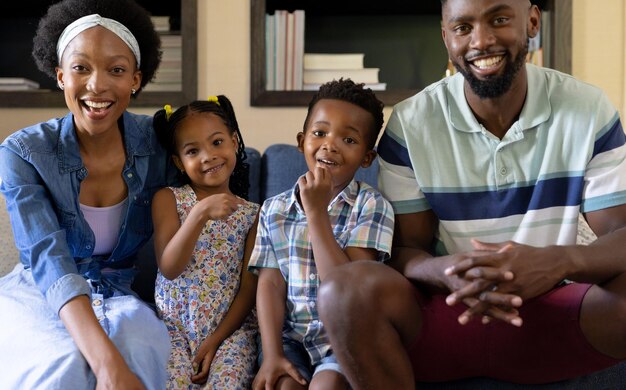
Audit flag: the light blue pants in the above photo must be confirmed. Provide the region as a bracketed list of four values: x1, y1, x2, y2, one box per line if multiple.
[0, 265, 170, 389]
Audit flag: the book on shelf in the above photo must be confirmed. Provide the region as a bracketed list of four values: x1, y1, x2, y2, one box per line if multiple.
[303, 82, 386, 91]
[274, 10, 287, 91]
[161, 46, 182, 61]
[151, 16, 170, 32]
[160, 34, 182, 47]
[265, 9, 305, 91]
[142, 82, 182, 92]
[153, 68, 182, 83]
[285, 12, 294, 90]
[0, 77, 40, 90]
[303, 53, 365, 70]
[292, 10, 305, 90]
[159, 59, 182, 69]
[265, 13, 275, 90]
[303, 68, 380, 85]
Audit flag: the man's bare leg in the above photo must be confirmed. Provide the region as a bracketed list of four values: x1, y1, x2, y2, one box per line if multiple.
[580, 272, 626, 359]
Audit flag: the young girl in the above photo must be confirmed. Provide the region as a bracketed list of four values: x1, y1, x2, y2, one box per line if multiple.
[152, 96, 259, 389]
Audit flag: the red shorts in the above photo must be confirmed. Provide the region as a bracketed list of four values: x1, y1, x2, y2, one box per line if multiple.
[408, 283, 620, 384]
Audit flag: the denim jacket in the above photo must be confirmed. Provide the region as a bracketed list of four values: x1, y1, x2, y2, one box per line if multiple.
[0, 111, 176, 314]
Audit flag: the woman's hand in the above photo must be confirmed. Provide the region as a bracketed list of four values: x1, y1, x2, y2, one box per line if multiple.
[95, 362, 146, 390]
[59, 296, 147, 390]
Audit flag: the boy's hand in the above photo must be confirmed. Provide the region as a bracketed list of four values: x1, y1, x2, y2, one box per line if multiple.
[252, 356, 307, 390]
[298, 166, 333, 215]
[197, 193, 244, 221]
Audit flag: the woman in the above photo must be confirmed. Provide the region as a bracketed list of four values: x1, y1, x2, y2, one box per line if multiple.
[0, 0, 176, 388]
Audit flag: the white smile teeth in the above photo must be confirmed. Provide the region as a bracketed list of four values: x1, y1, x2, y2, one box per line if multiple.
[204, 165, 221, 173]
[319, 159, 337, 165]
[473, 56, 503, 69]
[84, 101, 111, 109]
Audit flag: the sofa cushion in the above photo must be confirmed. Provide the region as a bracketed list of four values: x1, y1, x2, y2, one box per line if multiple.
[0, 192, 19, 276]
[260, 143, 379, 201]
[245, 147, 262, 204]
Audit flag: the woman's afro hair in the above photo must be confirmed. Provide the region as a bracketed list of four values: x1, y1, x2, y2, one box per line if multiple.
[32, 0, 161, 92]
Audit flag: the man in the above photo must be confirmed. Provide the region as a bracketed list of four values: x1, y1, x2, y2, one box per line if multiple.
[318, 0, 626, 388]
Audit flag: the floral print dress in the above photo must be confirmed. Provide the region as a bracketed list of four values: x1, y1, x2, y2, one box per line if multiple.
[155, 185, 259, 389]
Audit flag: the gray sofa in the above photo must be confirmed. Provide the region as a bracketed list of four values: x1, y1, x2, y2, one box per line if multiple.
[0, 143, 624, 387]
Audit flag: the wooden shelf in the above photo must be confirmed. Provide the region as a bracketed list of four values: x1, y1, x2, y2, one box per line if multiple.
[251, 89, 420, 107]
[251, 0, 571, 107]
[251, 0, 446, 107]
[0, 0, 197, 108]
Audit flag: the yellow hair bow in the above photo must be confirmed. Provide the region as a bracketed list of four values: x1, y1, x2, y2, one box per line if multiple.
[164, 104, 173, 121]
[207, 96, 220, 106]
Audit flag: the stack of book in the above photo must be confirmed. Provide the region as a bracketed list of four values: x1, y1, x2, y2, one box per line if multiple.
[265, 9, 305, 91]
[302, 53, 386, 91]
[0, 77, 40, 91]
[151, 16, 170, 33]
[145, 34, 182, 92]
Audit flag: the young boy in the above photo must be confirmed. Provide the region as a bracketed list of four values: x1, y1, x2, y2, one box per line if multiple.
[249, 79, 395, 390]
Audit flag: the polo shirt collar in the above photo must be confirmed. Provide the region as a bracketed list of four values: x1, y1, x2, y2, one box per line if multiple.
[447, 63, 551, 134]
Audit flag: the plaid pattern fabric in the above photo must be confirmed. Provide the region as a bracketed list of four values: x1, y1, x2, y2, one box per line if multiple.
[249, 179, 394, 364]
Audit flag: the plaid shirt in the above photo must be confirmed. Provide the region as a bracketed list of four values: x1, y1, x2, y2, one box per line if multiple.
[249, 179, 394, 364]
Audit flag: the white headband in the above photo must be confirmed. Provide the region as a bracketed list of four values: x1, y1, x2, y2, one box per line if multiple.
[56, 14, 141, 67]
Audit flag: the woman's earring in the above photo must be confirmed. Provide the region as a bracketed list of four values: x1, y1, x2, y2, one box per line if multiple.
[58, 81, 64, 90]
[131, 88, 137, 95]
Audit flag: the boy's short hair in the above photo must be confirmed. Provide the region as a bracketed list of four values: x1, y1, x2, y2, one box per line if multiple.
[303, 78, 384, 150]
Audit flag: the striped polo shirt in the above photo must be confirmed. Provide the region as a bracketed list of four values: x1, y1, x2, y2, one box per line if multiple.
[378, 64, 626, 255]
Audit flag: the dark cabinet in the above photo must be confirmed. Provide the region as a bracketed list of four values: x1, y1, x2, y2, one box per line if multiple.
[0, 0, 197, 107]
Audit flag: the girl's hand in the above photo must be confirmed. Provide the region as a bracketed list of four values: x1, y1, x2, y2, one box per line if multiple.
[191, 340, 219, 384]
[197, 193, 244, 221]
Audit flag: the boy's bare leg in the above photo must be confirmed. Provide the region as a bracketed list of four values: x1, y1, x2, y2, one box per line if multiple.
[309, 370, 349, 390]
[276, 376, 307, 390]
[318, 261, 421, 390]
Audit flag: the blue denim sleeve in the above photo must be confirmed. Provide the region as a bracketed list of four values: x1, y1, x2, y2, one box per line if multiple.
[0, 141, 90, 314]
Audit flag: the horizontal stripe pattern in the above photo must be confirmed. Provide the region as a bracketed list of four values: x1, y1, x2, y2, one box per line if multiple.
[593, 114, 625, 157]
[378, 131, 411, 168]
[425, 175, 584, 221]
[378, 64, 626, 252]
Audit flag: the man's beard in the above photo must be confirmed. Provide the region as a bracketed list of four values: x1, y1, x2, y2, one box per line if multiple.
[452, 41, 528, 99]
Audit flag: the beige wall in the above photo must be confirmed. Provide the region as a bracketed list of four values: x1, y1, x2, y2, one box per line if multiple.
[197, 0, 321, 152]
[1, 0, 624, 148]
[572, 0, 625, 116]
